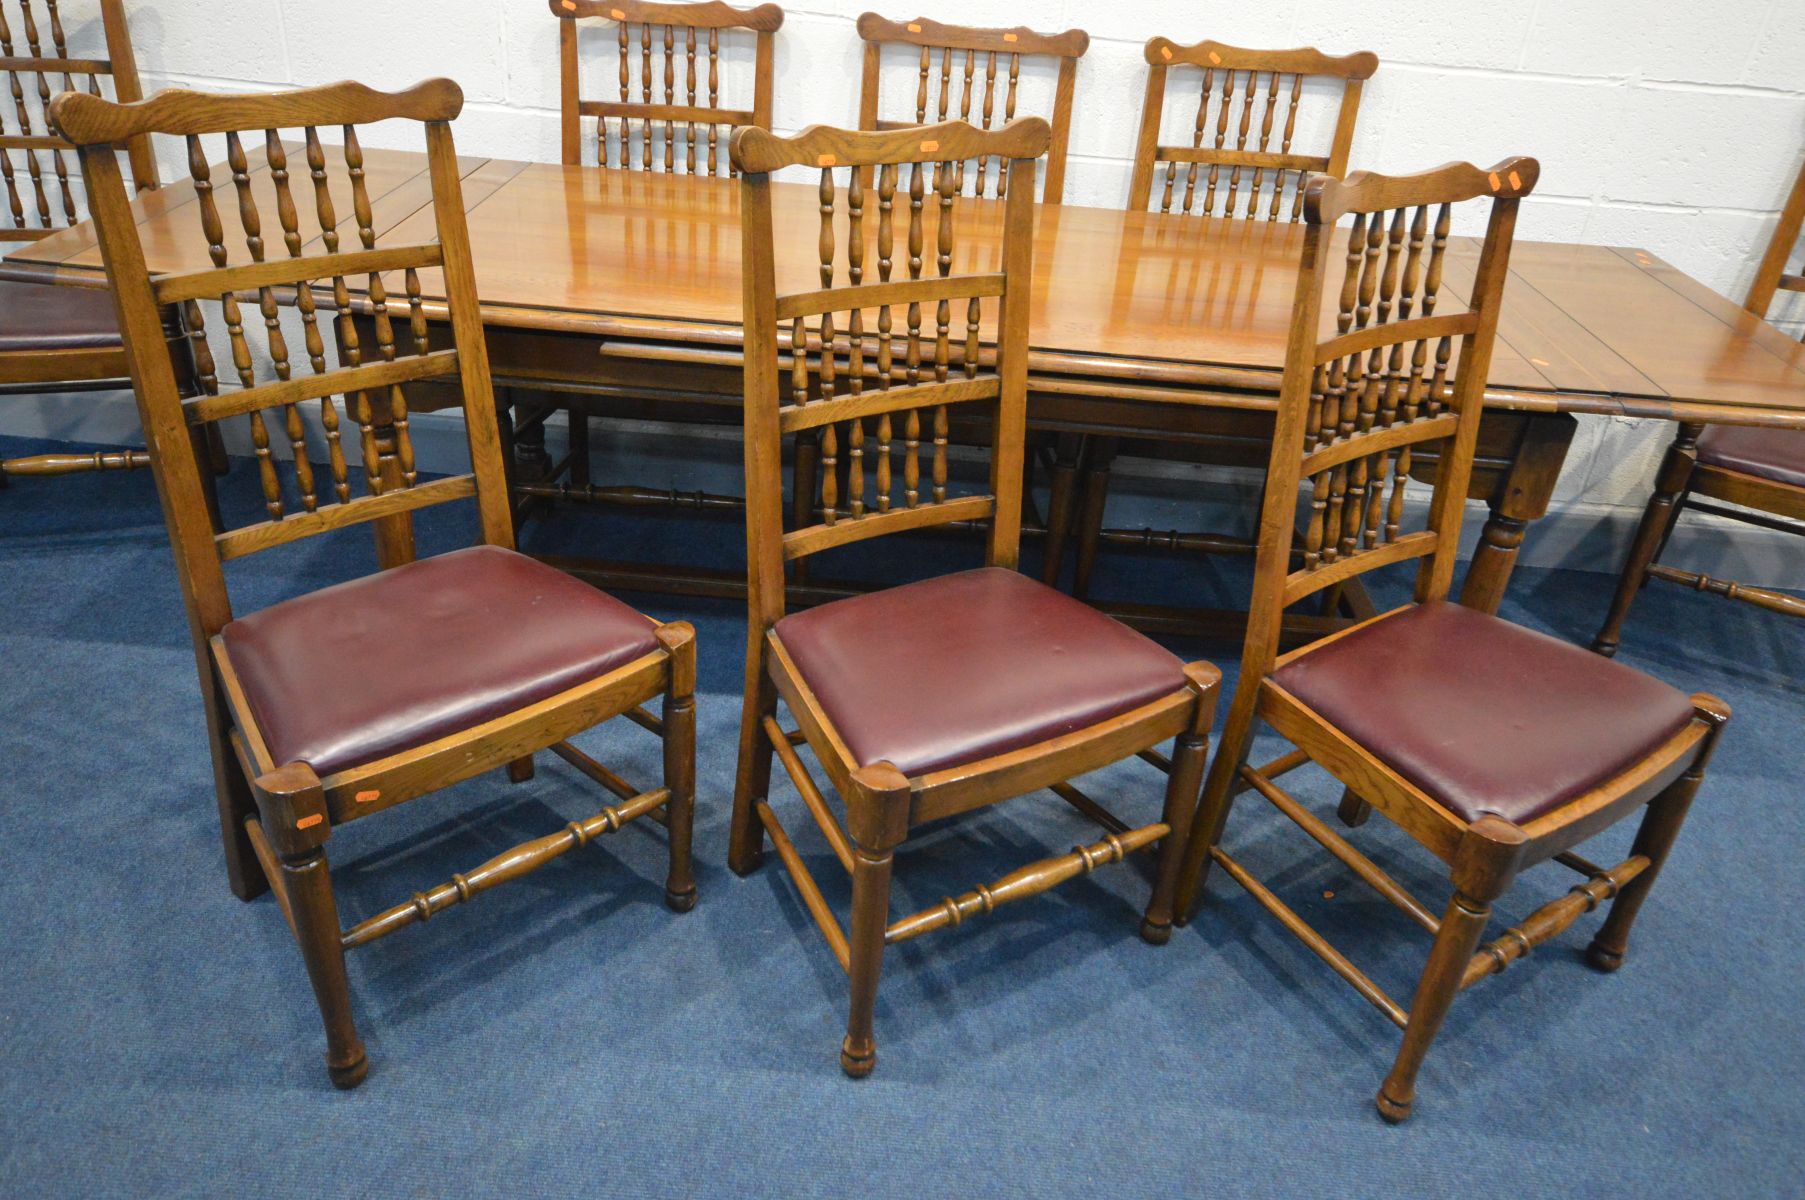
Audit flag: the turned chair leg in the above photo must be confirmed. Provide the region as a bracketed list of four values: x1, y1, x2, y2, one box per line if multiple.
[1376, 886, 1492, 1124]
[1593, 423, 1701, 657]
[1378, 815, 1526, 1123]
[841, 842, 895, 1079]
[253, 764, 367, 1088]
[657, 623, 699, 912]
[283, 843, 368, 1089]
[1172, 683, 1260, 923]
[728, 639, 778, 876]
[1143, 665, 1218, 943]
[1589, 700, 1727, 970]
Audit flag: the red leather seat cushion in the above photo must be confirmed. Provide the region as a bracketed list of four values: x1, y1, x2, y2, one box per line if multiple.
[1697, 423, 1805, 491]
[773, 567, 1187, 776]
[0, 279, 123, 353]
[220, 545, 660, 776]
[1269, 601, 1695, 826]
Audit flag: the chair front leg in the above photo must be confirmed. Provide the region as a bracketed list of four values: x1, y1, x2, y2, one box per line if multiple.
[1592, 422, 1702, 656]
[254, 763, 367, 1089]
[728, 633, 778, 876]
[1589, 698, 1729, 971]
[1143, 663, 1220, 943]
[1378, 815, 1527, 1123]
[841, 764, 909, 1079]
[1173, 680, 1261, 923]
[657, 623, 699, 913]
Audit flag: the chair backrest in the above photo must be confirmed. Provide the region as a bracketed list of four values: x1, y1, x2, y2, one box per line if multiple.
[1236, 157, 1538, 680]
[732, 118, 1049, 634]
[1746, 152, 1805, 336]
[1, 0, 155, 241]
[1128, 37, 1377, 221]
[855, 13, 1084, 203]
[50, 79, 514, 641]
[551, 0, 782, 174]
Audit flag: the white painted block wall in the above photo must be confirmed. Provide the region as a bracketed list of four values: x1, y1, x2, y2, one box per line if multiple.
[6, 0, 1804, 581]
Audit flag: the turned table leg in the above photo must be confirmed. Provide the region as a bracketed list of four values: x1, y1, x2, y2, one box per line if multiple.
[1459, 412, 1575, 615]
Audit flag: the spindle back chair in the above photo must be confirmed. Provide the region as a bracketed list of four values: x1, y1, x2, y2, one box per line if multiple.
[0, 0, 154, 238]
[552, 0, 781, 174]
[1169, 157, 1731, 1121]
[727, 118, 1219, 1077]
[53, 77, 699, 1087]
[855, 13, 1088, 203]
[1591, 152, 1805, 648]
[1128, 38, 1377, 220]
[0, 0, 158, 482]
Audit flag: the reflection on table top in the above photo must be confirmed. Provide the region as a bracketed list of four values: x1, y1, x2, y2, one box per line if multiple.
[9, 147, 1804, 425]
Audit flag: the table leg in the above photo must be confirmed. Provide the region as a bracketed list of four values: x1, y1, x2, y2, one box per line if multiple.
[1072, 435, 1119, 600]
[1590, 422, 1702, 657]
[1458, 412, 1575, 614]
[1040, 433, 1085, 586]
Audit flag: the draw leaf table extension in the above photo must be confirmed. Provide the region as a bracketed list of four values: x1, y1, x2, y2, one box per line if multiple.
[9, 148, 1805, 633]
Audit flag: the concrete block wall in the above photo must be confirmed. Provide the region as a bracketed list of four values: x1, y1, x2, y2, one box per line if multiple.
[6, 0, 1804, 582]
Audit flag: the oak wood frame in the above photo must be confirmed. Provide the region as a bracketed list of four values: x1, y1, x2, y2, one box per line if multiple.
[552, 0, 781, 173]
[728, 118, 1220, 1077]
[1169, 158, 1733, 1122]
[0, 0, 158, 481]
[855, 13, 1088, 204]
[53, 78, 698, 1088]
[1592, 152, 1805, 650]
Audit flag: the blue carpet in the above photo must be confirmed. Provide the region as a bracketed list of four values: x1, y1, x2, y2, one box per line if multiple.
[2, 433, 1801, 1198]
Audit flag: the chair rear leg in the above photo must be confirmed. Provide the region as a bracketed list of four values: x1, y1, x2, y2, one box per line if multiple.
[1589, 699, 1728, 971]
[1593, 423, 1701, 656]
[729, 635, 778, 876]
[204, 679, 267, 901]
[657, 623, 699, 912]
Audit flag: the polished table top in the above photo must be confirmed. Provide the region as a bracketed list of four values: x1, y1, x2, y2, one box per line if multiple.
[9, 147, 1804, 426]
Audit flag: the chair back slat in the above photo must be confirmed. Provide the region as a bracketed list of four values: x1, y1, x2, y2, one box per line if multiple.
[0, 0, 153, 241]
[1236, 157, 1539, 675]
[51, 78, 514, 639]
[1129, 38, 1376, 222]
[1747, 154, 1805, 340]
[856, 13, 1086, 203]
[733, 118, 1048, 629]
[552, 0, 781, 174]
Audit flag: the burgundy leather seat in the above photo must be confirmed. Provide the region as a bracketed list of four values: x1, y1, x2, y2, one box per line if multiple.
[1270, 601, 1696, 826]
[773, 566, 1187, 777]
[1697, 423, 1805, 491]
[220, 545, 660, 775]
[0, 278, 124, 354]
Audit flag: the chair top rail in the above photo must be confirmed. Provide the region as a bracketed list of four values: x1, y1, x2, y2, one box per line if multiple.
[50, 78, 463, 145]
[551, 0, 784, 30]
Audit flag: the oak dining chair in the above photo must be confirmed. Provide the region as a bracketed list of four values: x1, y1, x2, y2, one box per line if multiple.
[855, 13, 1088, 204]
[1046, 35, 1379, 596]
[1591, 152, 1805, 649]
[52, 77, 698, 1088]
[1170, 158, 1731, 1122]
[0, 0, 160, 485]
[727, 118, 1220, 1077]
[530, 0, 785, 531]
